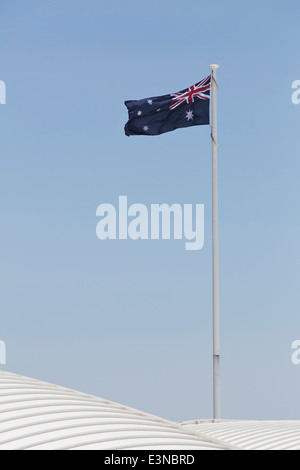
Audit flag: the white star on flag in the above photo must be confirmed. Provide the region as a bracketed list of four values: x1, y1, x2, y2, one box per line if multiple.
[137, 110, 142, 116]
[185, 110, 194, 121]
[147, 100, 153, 105]
[143, 125, 149, 132]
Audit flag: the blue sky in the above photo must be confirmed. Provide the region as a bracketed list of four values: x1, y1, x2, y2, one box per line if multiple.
[0, 0, 300, 421]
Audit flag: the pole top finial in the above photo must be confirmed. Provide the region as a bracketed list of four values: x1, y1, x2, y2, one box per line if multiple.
[210, 64, 220, 69]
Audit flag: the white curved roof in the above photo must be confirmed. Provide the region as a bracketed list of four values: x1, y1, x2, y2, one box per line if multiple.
[0, 371, 229, 450]
[1, 370, 299, 450]
[180, 420, 300, 450]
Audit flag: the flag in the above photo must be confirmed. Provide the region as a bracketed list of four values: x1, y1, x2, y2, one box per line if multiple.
[124, 75, 211, 136]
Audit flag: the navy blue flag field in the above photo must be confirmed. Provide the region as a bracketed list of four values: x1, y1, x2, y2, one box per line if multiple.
[124, 75, 211, 136]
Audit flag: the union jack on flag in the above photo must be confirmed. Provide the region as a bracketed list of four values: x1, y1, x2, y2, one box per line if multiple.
[170, 75, 211, 110]
[124, 74, 211, 136]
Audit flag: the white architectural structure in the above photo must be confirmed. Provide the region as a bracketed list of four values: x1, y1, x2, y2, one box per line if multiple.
[0, 370, 229, 450]
[0, 370, 299, 450]
[180, 420, 300, 450]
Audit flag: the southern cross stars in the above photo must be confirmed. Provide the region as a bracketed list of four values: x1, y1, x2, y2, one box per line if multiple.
[141, 109, 193, 133]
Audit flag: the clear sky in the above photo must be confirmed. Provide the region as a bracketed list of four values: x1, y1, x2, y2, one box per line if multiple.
[0, 0, 300, 422]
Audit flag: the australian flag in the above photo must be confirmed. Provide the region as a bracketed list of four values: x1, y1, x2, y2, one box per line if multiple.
[124, 75, 211, 136]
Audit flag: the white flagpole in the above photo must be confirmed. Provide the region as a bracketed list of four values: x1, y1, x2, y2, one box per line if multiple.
[210, 64, 220, 420]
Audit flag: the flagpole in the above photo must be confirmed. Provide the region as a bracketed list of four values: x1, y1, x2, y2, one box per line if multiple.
[210, 64, 220, 420]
